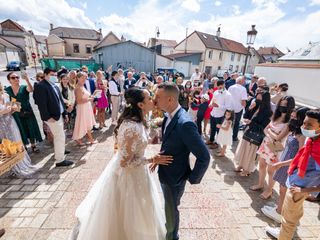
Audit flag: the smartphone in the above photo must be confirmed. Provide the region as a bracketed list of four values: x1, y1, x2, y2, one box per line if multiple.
[21, 69, 27, 79]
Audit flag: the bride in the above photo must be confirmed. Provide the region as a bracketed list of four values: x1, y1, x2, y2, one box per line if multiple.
[71, 87, 173, 240]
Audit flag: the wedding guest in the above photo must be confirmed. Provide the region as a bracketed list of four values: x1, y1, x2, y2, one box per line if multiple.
[196, 94, 209, 135]
[265, 109, 320, 240]
[262, 107, 308, 223]
[184, 80, 193, 94]
[72, 72, 97, 145]
[178, 86, 189, 112]
[189, 90, 201, 121]
[190, 67, 201, 87]
[250, 96, 295, 199]
[33, 68, 73, 167]
[59, 73, 76, 137]
[234, 91, 272, 176]
[96, 71, 108, 129]
[0, 83, 38, 177]
[123, 71, 136, 90]
[228, 76, 248, 141]
[5, 72, 42, 152]
[271, 83, 288, 105]
[215, 110, 234, 157]
[68, 70, 77, 89]
[109, 71, 121, 125]
[206, 80, 232, 149]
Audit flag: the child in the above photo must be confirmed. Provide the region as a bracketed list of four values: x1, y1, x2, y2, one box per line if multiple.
[96, 78, 109, 129]
[215, 110, 234, 157]
[196, 94, 209, 135]
[265, 109, 320, 240]
[189, 90, 201, 121]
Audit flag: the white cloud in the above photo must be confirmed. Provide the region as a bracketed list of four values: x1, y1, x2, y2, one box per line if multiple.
[296, 6, 306, 12]
[180, 0, 201, 12]
[214, 1, 222, 7]
[80, 2, 87, 9]
[0, 0, 95, 35]
[231, 5, 241, 15]
[310, 0, 320, 5]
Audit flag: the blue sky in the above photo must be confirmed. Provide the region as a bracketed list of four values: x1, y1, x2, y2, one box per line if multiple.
[1, 0, 320, 52]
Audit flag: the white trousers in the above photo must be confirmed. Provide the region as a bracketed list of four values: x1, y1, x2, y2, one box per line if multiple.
[111, 96, 120, 122]
[46, 117, 65, 163]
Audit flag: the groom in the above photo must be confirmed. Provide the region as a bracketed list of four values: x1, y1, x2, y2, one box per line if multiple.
[155, 82, 210, 240]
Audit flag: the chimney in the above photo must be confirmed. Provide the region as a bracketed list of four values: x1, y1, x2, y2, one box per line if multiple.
[216, 26, 221, 37]
[50, 23, 53, 30]
[121, 35, 126, 42]
[99, 28, 102, 34]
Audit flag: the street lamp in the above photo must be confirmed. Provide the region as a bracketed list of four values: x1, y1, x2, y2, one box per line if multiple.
[243, 25, 258, 75]
[153, 26, 160, 72]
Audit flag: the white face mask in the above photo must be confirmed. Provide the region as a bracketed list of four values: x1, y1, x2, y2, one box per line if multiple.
[301, 127, 320, 138]
[49, 76, 57, 83]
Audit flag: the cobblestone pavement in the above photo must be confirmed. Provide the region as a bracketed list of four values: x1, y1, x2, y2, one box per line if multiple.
[0, 122, 319, 240]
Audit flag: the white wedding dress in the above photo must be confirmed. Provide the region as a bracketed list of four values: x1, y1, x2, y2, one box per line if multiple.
[70, 120, 166, 240]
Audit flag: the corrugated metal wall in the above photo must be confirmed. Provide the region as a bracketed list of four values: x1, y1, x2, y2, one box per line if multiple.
[94, 41, 155, 73]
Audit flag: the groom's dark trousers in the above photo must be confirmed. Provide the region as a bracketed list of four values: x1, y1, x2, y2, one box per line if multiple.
[159, 108, 210, 240]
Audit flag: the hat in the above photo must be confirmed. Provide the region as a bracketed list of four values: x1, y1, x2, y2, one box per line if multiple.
[202, 94, 209, 101]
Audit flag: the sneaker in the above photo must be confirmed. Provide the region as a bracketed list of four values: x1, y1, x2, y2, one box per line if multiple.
[265, 226, 280, 239]
[262, 206, 281, 223]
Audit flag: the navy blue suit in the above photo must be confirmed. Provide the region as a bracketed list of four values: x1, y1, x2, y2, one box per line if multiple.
[84, 78, 96, 95]
[123, 78, 137, 90]
[159, 108, 210, 240]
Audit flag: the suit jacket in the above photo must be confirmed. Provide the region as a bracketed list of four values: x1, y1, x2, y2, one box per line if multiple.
[159, 108, 210, 186]
[245, 82, 257, 97]
[84, 78, 96, 95]
[33, 80, 66, 121]
[123, 78, 137, 90]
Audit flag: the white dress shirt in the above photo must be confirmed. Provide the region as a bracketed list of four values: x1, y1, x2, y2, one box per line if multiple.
[164, 105, 181, 133]
[85, 79, 91, 93]
[109, 80, 120, 96]
[210, 90, 232, 118]
[228, 83, 248, 113]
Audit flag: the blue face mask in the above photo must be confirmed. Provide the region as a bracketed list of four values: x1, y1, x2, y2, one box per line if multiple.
[301, 127, 320, 138]
[49, 76, 57, 83]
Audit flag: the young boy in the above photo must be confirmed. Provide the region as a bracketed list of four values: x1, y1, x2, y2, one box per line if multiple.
[266, 109, 320, 239]
[196, 94, 209, 135]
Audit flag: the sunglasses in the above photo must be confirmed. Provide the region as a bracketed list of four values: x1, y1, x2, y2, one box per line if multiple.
[10, 76, 19, 80]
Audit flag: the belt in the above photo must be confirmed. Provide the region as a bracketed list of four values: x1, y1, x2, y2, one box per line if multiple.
[111, 95, 120, 97]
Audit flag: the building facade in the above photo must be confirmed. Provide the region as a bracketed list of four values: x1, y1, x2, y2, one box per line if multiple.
[47, 24, 102, 58]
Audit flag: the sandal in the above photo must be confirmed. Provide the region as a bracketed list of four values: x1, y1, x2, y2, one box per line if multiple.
[234, 167, 242, 172]
[239, 171, 250, 177]
[249, 185, 264, 191]
[31, 145, 40, 153]
[259, 192, 272, 200]
[75, 140, 85, 146]
[87, 140, 98, 145]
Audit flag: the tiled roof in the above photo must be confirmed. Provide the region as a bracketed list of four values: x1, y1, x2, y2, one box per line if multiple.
[165, 52, 202, 60]
[0, 19, 26, 32]
[34, 35, 47, 43]
[257, 47, 284, 56]
[195, 31, 247, 55]
[49, 27, 101, 40]
[279, 42, 320, 61]
[155, 39, 177, 47]
[0, 37, 21, 50]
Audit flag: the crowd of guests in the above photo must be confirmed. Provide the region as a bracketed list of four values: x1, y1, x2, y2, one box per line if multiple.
[0, 65, 319, 239]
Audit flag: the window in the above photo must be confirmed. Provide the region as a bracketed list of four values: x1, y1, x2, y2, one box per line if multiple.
[231, 52, 235, 61]
[301, 49, 311, 56]
[217, 66, 221, 70]
[237, 54, 241, 61]
[205, 66, 212, 74]
[208, 50, 213, 59]
[86, 45, 92, 54]
[235, 65, 239, 72]
[229, 65, 233, 71]
[73, 44, 79, 53]
[219, 51, 223, 60]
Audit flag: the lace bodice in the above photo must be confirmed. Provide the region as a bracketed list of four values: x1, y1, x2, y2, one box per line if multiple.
[117, 120, 149, 168]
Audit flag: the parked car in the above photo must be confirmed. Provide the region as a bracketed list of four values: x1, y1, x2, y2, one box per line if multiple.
[157, 68, 185, 78]
[6, 61, 22, 71]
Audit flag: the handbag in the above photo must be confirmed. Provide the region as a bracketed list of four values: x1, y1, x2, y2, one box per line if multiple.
[267, 140, 284, 152]
[243, 126, 265, 146]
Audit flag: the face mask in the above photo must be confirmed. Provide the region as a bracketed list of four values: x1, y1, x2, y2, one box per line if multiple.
[278, 106, 288, 113]
[195, 95, 200, 98]
[186, 84, 191, 88]
[301, 127, 320, 138]
[288, 119, 299, 132]
[219, 89, 224, 94]
[49, 76, 57, 83]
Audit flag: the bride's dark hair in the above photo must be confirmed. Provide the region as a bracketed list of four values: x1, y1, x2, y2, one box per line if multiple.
[114, 87, 147, 136]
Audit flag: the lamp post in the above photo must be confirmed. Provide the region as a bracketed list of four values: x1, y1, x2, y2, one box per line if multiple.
[243, 25, 257, 75]
[153, 26, 160, 73]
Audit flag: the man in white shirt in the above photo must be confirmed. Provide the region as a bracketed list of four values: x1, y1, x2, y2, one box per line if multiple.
[228, 76, 248, 141]
[206, 79, 233, 149]
[109, 71, 121, 124]
[190, 67, 201, 87]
